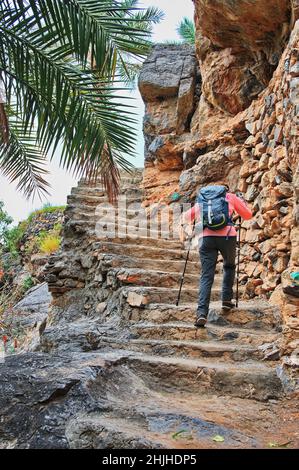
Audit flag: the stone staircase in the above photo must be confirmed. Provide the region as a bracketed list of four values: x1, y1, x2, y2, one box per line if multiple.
[42, 169, 294, 449]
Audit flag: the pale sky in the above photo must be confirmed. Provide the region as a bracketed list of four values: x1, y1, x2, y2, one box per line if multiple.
[0, 0, 195, 223]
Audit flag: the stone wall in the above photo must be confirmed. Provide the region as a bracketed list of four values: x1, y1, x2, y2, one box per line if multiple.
[20, 209, 64, 280]
[242, 24, 299, 361]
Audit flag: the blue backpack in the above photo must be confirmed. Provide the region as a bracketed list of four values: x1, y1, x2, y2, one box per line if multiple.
[196, 185, 232, 230]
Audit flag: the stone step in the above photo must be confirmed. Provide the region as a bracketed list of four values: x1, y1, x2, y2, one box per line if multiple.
[67, 211, 163, 231]
[93, 241, 199, 262]
[95, 223, 179, 240]
[94, 234, 186, 250]
[67, 197, 143, 215]
[67, 219, 185, 249]
[118, 173, 143, 182]
[123, 286, 224, 305]
[130, 321, 280, 346]
[97, 337, 264, 362]
[66, 382, 288, 449]
[73, 184, 143, 196]
[69, 192, 144, 205]
[78, 170, 143, 186]
[69, 211, 185, 237]
[114, 351, 283, 401]
[75, 181, 143, 195]
[97, 252, 201, 274]
[99, 212, 182, 230]
[124, 300, 282, 331]
[107, 267, 202, 288]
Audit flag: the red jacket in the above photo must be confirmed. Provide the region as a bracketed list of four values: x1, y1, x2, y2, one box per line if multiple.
[185, 192, 252, 237]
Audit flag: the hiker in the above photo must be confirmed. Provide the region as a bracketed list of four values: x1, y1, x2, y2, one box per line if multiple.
[180, 184, 252, 328]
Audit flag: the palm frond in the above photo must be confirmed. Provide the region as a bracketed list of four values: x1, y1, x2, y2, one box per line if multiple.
[0, 107, 50, 200]
[117, 55, 142, 87]
[1, 0, 162, 75]
[177, 17, 195, 45]
[0, 0, 163, 200]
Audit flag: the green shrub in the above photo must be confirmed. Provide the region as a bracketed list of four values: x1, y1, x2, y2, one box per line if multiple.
[2, 204, 64, 257]
[22, 275, 34, 291]
[53, 222, 63, 233]
[3, 224, 26, 257]
[0, 200, 13, 244]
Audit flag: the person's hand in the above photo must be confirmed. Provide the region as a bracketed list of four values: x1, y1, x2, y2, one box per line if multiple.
[232, 214, 241, 225]
[179, 222, 185, 243]
[178, 212, 186, 243]
[235, 190, 246, 201]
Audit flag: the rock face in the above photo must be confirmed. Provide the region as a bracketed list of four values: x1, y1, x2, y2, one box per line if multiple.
[6, 283, 50, 351]
[138, 3, 299, 365]
[139, 44, 200, 138]
[1, 351, 297, 449]
[194, 0, 292, 114]
[139, 44, 201, 202]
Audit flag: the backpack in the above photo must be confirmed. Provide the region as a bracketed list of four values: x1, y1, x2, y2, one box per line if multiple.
[196, 185, 232, 231]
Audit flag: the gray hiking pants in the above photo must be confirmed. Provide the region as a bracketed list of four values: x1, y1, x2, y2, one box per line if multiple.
[197, 236, 237, 316]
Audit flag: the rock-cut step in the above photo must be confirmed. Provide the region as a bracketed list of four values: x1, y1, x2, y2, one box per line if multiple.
[109, 267, 246, 291]
[130, 321, 280, 346]
[122, 286, 238, 305]
[93, 240, 199, 262]
[98, 252, 201, 274]
[96, 336, 265, 362]
[96, 224, 179, 241]
[124, 300, 282, 331]
[95, 233, 186, 250]
[103, 350, 282, 402]
[108, 267, 202, 289]
[65, 405, 261, 449]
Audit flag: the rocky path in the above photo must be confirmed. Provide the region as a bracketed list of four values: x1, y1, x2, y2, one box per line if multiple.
[1, 170, 298, 449]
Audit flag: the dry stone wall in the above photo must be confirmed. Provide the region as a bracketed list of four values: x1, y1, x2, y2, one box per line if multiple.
[238, 23, 299, 344]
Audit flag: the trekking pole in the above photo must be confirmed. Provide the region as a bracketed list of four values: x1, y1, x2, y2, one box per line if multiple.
[176, 218, 196, 307]
[235, 217, 242, 308]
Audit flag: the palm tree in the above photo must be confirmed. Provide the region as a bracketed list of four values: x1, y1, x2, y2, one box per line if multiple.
[177, 17, 195, 45]
[0, 0, 163, 201]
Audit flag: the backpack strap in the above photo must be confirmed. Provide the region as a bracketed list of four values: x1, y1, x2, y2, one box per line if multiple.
[207, 199, 213, 225]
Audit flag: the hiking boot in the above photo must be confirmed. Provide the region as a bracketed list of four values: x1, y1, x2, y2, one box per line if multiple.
[222, 301, 236, 311]
[194, 314, 207, 328]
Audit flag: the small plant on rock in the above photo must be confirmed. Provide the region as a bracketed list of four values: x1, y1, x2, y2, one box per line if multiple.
[39, 235, 61, 254]
[22, 275, 34, 292]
